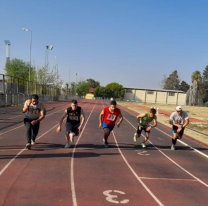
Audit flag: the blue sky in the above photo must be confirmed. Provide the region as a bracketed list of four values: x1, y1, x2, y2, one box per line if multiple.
[1, 0, 208, 89]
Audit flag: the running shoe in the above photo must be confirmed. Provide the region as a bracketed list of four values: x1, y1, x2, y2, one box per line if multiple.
[70, 133, 74, 142]
[103, 138, 109, 145]
[141, 142, 146, 148]
[64, 143, 70, 148]
[26, 143, 31, 150]
[104, 143, 109, 148]
[133, 133, 137, 142]
[31, 140, 36, 145]
[171, 144, 175, 150]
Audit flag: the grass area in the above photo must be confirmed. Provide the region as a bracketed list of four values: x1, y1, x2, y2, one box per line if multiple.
[118, 102, 208, 145]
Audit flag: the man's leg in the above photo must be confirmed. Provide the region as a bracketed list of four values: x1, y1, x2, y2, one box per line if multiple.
[65, 122, 72, 148]
[141, 132, 149, 148]
[31, 121, 40, 144]
[133, 127, 141, 142]
[171, 133, 177, 150]
[24, 118, 32, 149]
[103, 128, 111, 148]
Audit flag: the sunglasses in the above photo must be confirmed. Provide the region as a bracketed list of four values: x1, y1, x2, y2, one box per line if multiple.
[176, 110, 182, 113]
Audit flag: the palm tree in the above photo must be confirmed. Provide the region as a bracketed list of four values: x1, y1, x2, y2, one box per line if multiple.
[191, 71, 202, 105]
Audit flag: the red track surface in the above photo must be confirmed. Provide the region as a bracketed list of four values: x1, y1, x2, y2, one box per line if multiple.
[0, 100, 208, 206]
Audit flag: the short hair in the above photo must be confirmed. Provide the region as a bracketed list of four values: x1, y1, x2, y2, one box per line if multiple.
[110, 100, 117, 105]
[71, 99, 78, 104]
[150, 108, 156, 114]
[31, 94, 39, 100]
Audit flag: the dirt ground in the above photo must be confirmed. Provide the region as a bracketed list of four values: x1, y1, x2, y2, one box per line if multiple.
[118, 102, 208, 146]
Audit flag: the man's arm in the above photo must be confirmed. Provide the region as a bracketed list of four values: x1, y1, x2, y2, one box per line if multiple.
[56, 110, 68, 132]
[117, 111, 123, 128]
[22, 99, 31, 113]
[182, 118, 189, 128]
[151, 116, 157, 128]
[99, 110, 104, 128]
[78, 108, 85, 132]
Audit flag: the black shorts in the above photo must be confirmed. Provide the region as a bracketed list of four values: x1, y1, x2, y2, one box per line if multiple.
[172, 126, 184, 136]
[66, 122, 80, 136]
[137, 127, 150, 134]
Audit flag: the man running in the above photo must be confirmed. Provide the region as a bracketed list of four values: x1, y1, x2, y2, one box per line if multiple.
[169, 106, 189, 150]
[22, 94, 45, 150]
[99, 100, 123, 148]
[133, 108, 157, 148]
[57, 99, 85, 148]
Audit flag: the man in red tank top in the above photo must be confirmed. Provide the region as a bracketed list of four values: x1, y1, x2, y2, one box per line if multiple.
[99, 100, 123, 148]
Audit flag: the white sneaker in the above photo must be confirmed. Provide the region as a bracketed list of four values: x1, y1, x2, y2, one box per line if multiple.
[31, 140, 36, 145]
[64, 143, 70, 148]
[141, 142, 146, 148]
[70, 133, 74, 142]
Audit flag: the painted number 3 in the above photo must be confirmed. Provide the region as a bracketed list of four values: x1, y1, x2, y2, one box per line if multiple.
[103, 190, 129, 204]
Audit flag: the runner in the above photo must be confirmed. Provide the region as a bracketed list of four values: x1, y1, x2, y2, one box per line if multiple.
[99, 100, 123, 148]
[57, 99, 85, 148]
[133, 108, 157, 148]
[169, 105, 189, 150]
[22, 94, 45, 150]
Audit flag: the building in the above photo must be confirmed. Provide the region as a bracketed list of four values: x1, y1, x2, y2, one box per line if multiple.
[124, 87, 186, 105]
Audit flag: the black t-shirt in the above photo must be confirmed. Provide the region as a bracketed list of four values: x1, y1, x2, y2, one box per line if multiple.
[66, 106, 81, 125]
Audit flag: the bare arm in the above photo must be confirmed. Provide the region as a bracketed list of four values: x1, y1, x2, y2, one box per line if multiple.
[78, 108, 85, 132]
[56, 110, 68, 132]
[99, 110, 104, 128]
[182, 119, 189, 128]
[22, 99, 32, 113]
[151, 116, 157, 128]
[117, 111, 123, 128]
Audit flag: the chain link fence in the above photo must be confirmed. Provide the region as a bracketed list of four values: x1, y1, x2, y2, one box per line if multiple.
[0, 74, 79, 106]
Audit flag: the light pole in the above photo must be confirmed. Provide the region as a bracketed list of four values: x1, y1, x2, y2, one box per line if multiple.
[23, 28, 32, 81]
[76, 73, 79, 95]
[45, 45, 54, 68]
[53, 56, 58, 71]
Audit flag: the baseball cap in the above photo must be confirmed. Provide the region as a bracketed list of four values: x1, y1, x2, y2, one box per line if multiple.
[176, 106, 182, 111]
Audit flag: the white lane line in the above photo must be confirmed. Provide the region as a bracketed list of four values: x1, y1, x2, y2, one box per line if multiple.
[124, 117, 208, 188]
[0, 124, 58, 176]
[0, 105, 70, 137]
[139, 177, 197, 181]
[112, 131, 164, 206]
[71, 102, 96, 206]
[120, 105, 208, 159]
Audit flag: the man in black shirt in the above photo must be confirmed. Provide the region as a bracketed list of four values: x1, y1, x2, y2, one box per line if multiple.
[57, 99, 85, 148]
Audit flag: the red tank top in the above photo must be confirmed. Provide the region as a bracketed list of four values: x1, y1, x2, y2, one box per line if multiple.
[103, 107, 120, 126]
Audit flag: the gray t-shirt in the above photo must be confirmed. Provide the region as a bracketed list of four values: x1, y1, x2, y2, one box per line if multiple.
[169, 111, 189, 125]
[24, 101, 44, 120]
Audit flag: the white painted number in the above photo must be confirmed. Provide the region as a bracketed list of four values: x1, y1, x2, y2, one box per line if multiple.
[103, 190, 129, 204]
[137, 151, 150, 156]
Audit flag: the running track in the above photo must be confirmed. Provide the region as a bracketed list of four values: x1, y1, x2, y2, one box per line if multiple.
[0, 100, 207, 206]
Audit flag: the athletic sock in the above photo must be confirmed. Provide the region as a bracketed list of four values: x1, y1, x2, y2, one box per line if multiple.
[172, 138, 176, 145]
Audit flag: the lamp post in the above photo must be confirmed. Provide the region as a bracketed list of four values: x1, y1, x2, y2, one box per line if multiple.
[76, 73, 79, 95]
[23, 28, 32, 82]
[45, 45, 54, 68]
[53, 56, 58, 71]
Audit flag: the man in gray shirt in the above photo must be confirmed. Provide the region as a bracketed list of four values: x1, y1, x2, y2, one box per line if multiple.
[23, 94, 45, 150]
[169, 106, 189, 150]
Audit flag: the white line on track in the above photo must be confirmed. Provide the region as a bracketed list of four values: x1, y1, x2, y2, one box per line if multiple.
[71, 102, 96, 206]
[120, 105, 208, 159]
[101, 101, 163, 206]
[124, 117, 208, 188]
[0, 105, 69, 137]
[112, 131, 164, 206]
[0, 124, 58, 176]
[139, 177, 197, 181]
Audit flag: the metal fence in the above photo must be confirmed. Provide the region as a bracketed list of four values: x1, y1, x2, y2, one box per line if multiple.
[0, 74, 75, 106]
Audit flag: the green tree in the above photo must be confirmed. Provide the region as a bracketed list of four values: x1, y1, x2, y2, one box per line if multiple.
[70, 82, 76, 94]
[94, 86, 107, 98]
[162, 70, 180, 90]
[179, 81, 190, 92]
[86, 78, 100, 88]
[76, 81, 90, 96]
[201, 65, 208, 103]
[5, 58, 36, 81]
[105, 82, 125, 99]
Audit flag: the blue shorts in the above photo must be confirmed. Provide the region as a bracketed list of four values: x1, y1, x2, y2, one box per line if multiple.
[102, 121, 115, 131]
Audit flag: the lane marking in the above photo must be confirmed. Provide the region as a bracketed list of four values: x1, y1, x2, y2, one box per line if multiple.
[100, 101, 163, 206]
[71, 102, 96, 206]
[139, 177, 198, 181]
[0, 104, 73, 137]
[120, 105, 208, 158]
[124, 117, 208, 188]
[103, 190, 129, 204]
[137, 151, 150, 156]
[112, 131, 164, 206]
[0, 124, 58, 176]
